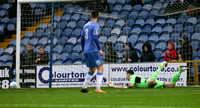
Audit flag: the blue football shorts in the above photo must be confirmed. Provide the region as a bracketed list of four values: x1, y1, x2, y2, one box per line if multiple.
[85, 52, 103, 68]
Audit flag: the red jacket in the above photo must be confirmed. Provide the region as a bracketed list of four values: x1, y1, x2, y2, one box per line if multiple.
[165, 42, 177, 61]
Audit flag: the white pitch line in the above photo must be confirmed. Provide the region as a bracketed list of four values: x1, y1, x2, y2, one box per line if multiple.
[0, 104, 193, 108]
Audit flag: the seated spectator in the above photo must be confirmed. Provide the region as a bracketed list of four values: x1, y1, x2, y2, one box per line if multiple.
[140, 42, 155, 62]
[22, 44, 37, 66]
[178, 36, 193, 61]
[104, 42, 118, 63]
[122, 42, 139, 63]
[165, 41, 178, 61]
[99, 0, 110, 13]
[35, 46, 49, 65]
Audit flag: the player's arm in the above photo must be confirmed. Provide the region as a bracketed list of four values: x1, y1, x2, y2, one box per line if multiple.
[107, 81, 134, 88]
[81, 30, 85, 56]
[93, 25, 103, 56]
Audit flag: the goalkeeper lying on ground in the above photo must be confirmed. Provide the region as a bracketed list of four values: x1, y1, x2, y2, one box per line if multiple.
[108, 61, 188, 88]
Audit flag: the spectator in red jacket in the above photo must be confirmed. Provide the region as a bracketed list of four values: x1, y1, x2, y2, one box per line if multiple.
[165, 41, 177, 61]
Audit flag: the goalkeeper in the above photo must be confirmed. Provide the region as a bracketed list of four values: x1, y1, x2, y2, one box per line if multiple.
[108, 61, 188, 88]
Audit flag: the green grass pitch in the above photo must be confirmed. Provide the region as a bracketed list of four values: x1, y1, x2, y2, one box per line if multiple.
[0, 87, 199, 108]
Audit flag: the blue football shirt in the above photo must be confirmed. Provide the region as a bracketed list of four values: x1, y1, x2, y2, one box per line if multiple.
[81, 21, 100, 53]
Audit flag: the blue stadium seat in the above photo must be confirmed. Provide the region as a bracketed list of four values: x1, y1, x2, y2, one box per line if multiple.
[67, 37, 77, 45]
[21, 38, 29, 47]
[0, 55, 9, 63]
[145, 18, 155, 26]
[54, 15, 61, 23]
[8, 40, 16, 47]
[7, 23, 15, 33]
[117, 36, 127, 44]
[107, 0, 116, 5]
[155, 42, 166, 52]
[67, 53, 78, 61]
[4, 47, 13, 55]
[161, 52, 165, 58]
[162, 26, 172, 33]
[73, 60, 83, 64]
[132, 4, 142, 11]
[176, 17, 186, 24]
[38, 37, 48, 46]
[121, 27, 131, 35]
[138, 33, 148, 43]
[149, 43, 155, 51]
[134, 42, 143, 54]
[34, 8, 43, 15]
[29, 38, 38, 46]
[53, 28, 62, 38]
[48, 38, 58, 45]
[173, 24, 183, 32]
[80, 14, 90, 21]
[152, 26, 162, 34]
[1, 17, 10, 24]
[117, 52, 123, 58]
[158, 57, 165, 62]
[128, 11, 138, 19]
[61, 14, 71, 22]
[43, 45, 50, 53]
[135, 18, 145, 26]
[156, 19, 165, 25]
[127, 19, 135, 27]
[34, 30, 44, 38]
[62, 29, 72, 37]
[0, 10, 6, 17]
[43, 29, 51, 37]
[111, 28, 121, 35]
[47, 23, 57, 30]
[183, 23, 194, 32]
[64, 59, 73, 64]
[66, 21, 76, 29]
[187, 17, 197, 25]
[196, 50, 200, 57]
[128, 35, 138, 45]
[142, 24, 152, 33]
[72, 29, 82, 37]
[60, 37, 68, 45]
[142, 4, 152, 11]
[138, 10, 148, 18]
[114, 44, 124, 52]
[152, 3, 162, 10]
[71, 14, 80, 21]
[123, 5, 132, 12]
[190, 41, 200, 50]
[162, 2, 168, 8]
[62, 44, 73, 53]
[191, 33, 200, 41]
[76, 54, 84, 61]
[108, 36, 117, 44]
[115, 20, 125, 27]
[38, 23, 48, 30]
[131, 28, 141, 35]
[98, 20, 105, 28]
[195, 24, 200, 32]
[2, 4, 10, 10]
[99, 36, 107, 44]
[159, 33, 169, 42]
[56, 22, 66, 30]
[77, 20, 86, 28]
[113, 5, 122, 12]
[149, 9, 159, 17]
[101, 27, 111, 35]
[166, 18, 176, 25]
[0, 48, 4, 56]
[154, 51, 162, 60]
[53, 53, 59, 62]
[53, 45, 63, 54]
[24, 31, 33, 38]
[148, 34, 159, 43]
[170, 33, 180, 42]
[73, 44, 82, 53]
[105, 19, 115, 27]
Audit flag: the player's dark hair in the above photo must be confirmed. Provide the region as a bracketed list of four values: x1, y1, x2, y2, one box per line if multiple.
[38, 46, 44, 49]
[91, 10, 99, 19]
[127, 70, 134, 75]
[26, 43, 32, 47]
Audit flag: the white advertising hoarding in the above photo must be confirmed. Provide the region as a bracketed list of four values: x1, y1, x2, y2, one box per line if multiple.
[37, 63, 187, 88]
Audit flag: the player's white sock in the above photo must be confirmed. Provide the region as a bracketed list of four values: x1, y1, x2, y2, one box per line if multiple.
[82, 72, 93, 89]
[96, 72, 103, 90]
